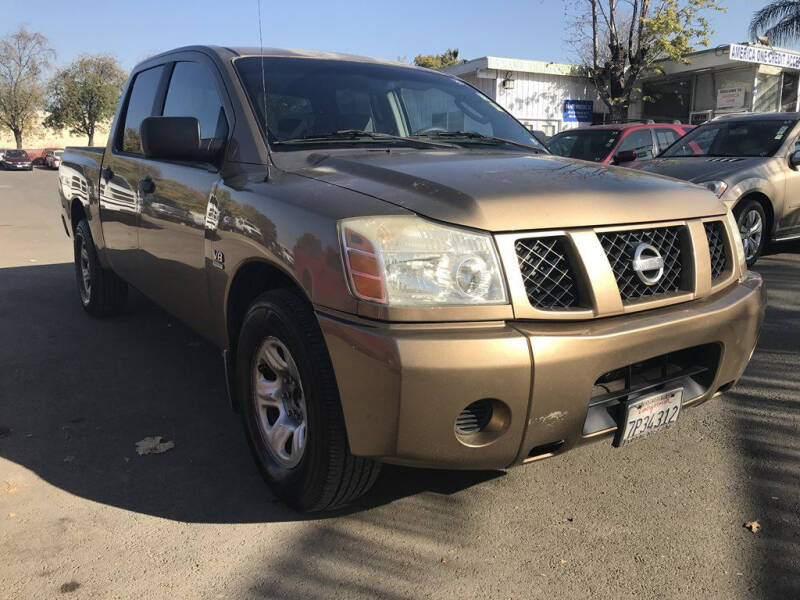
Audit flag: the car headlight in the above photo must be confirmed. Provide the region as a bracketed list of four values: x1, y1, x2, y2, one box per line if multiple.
[339, 216, 508, 306]
[701, 180, 728, 198]
[725, 208, 747, 275]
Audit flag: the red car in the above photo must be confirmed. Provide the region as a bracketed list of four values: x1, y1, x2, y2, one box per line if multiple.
[546, 122, 694, 165]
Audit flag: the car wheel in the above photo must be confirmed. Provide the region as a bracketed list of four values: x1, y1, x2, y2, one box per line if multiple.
[236, 288, 381, 512]
[734, 199, 767, 267]
[73, 219, 128, 316]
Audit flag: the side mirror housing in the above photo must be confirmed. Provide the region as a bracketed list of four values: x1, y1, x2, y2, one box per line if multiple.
[140, 116, 219, 163]
[790, 149, 800, 169]
[613, 149, 638, 164]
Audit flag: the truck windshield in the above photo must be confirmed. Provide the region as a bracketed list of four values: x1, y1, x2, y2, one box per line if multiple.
[234, 57, 544, 152]
[546, 129, 620, 162]
[660, 119, 797, 157]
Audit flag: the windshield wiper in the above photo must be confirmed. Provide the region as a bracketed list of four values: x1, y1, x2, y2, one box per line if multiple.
[413, 131, 546, 153]
[275, 129, 456, 149]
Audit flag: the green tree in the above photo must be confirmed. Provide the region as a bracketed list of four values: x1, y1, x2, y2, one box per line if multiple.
[45, 54, 127, 146]
[0, 27, 54, 149]
[413, 48, 465, 69]
[571, 0, 725, 122]
[750, 1, 800, 46]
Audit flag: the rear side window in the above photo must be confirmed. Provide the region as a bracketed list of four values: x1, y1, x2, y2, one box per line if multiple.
[120, 66, 164, 154]
[654, 128, 679, 152]
[617, 129, 655, 159]
[163, 61, 228, 141]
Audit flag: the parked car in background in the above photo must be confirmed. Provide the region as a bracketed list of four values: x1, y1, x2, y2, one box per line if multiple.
[547, 122, 693, 165]
[44, 149, 64, 169]
[633, 113, 800, 265]
[1, 149, 33, 171]
[59, 46, 763, 512]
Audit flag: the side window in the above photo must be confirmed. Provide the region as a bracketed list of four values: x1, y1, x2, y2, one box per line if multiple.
[120, 66, 164, 154]
[617, 129, 655, 159]
[163, 61, 228, 141]
[654, 128, 679, 152]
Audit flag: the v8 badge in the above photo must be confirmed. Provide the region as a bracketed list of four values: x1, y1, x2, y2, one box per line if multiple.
[212, 249, 225, 270]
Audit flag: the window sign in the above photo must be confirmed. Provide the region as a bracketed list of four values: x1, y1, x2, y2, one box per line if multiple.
[563, 100, 593, 122]
[717, 87, 746, 109]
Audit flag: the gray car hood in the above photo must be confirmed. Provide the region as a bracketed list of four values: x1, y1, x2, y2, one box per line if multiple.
[634, 156, 771, 184]
[284, 149, 726, 232]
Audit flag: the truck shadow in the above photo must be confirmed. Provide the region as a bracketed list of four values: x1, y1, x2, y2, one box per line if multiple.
[0, 262, 501, 524]
[728, 242, 800, 599]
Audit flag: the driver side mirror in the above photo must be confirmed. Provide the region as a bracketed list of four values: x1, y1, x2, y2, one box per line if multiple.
[140, 116, 220, 164]
[613, 149, 638, 164]
[790, 149, 800, 170]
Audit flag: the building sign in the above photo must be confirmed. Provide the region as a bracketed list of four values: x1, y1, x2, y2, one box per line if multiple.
[717, 87, 746, 109]
[563, 99, 593, 122]
[729, 43, 800, 70]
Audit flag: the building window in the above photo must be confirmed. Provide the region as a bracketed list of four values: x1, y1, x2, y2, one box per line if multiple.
[642, 78, 692, 122]
[781, 72, 798, 112]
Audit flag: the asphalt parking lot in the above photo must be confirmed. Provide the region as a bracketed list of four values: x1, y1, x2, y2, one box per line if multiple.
[1, 168, 799, 599]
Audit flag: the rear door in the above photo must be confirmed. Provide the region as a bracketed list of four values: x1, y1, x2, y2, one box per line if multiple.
[136, 55, 231, 331]
[100, 64, 167, 282]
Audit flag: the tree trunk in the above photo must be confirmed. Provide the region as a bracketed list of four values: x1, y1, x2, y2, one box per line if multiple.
[13, 129, 23, 149]
[610, 103, 629, 123]
[88, 132, 94, 146]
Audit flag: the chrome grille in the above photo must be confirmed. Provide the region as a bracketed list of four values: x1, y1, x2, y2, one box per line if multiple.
[515, 237, 580, 309]
[704, 221, 727, 280]
[598, 227, 684, 301]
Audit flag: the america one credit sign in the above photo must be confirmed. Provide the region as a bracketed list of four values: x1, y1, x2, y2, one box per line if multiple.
[729, 43, 800, 69]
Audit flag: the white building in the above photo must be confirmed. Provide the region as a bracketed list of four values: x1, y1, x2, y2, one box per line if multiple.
[442, 56, 607, 137]
[629, 42, 800, 124]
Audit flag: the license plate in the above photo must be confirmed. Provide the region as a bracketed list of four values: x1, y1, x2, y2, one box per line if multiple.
[617, 388, 683, 446]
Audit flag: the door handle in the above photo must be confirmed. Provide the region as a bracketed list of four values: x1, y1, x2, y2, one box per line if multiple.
[138, 178, 155, 195]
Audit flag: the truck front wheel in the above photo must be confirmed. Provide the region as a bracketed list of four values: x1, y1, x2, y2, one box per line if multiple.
[236, 289, 380, 512]
[73, 219, 128, 316]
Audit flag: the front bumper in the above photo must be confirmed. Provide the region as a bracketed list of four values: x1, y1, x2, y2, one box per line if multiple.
[319, 273, 765, 470]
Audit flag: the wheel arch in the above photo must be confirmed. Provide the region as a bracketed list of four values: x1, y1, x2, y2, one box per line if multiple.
[733, 191, 774, 237]
[224, 259, 313, 401]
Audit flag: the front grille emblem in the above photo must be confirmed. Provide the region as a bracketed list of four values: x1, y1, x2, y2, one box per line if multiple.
[632, 242, 665, 286]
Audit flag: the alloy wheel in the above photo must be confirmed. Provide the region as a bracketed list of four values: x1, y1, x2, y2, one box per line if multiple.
[252, 336, 308, 469]
[738, 208, 763, 263]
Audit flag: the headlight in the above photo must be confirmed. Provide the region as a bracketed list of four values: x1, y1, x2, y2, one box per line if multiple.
[725, 208, 747, 275]
[701, 180, 728, 198]
[339, 216, 508, 306]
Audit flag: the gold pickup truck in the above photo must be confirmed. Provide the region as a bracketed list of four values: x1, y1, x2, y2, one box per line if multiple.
[59, 46, 765, 511]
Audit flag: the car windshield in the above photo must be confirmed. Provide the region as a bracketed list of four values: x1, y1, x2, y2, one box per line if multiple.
[54, 150, 63, 157]
[234, 57, 545, 152]
[660, 119, 797, 157]
[546, 129, 620, 161]
[6, 150, 27, 159]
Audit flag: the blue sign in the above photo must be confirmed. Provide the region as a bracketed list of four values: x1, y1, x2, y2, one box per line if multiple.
[563, 100, 594, 123]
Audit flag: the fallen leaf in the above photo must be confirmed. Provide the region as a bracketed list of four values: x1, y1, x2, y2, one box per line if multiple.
[135, 436, 175, 456]
[8, 512, 16, 518]
[560, 558, 568, 566]
[448, 549, 455, 554]
[744, 520, 761, 533]
[3, 481, 19, 495]
[440, 558, 447, 564]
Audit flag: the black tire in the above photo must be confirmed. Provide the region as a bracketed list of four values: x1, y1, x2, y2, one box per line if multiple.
[734, 199, 767, 267]
[73, 219, 128, 316]
[236, 288, 380, 512]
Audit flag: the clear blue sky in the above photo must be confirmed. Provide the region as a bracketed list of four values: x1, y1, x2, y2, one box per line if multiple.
[1, 0, 780, 71]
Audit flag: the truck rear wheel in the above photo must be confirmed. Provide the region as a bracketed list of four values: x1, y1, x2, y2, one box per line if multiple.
[73, 219, 128, 317]
[236, 289, 380, 512]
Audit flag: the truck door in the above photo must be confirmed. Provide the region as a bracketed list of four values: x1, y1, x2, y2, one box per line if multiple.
[99, 65, 165, 283]
[136, 57, 230, 332]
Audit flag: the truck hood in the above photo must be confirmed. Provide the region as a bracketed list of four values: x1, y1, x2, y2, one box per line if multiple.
[289, 150, 726, 232]
[633, 156, 770, 184]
